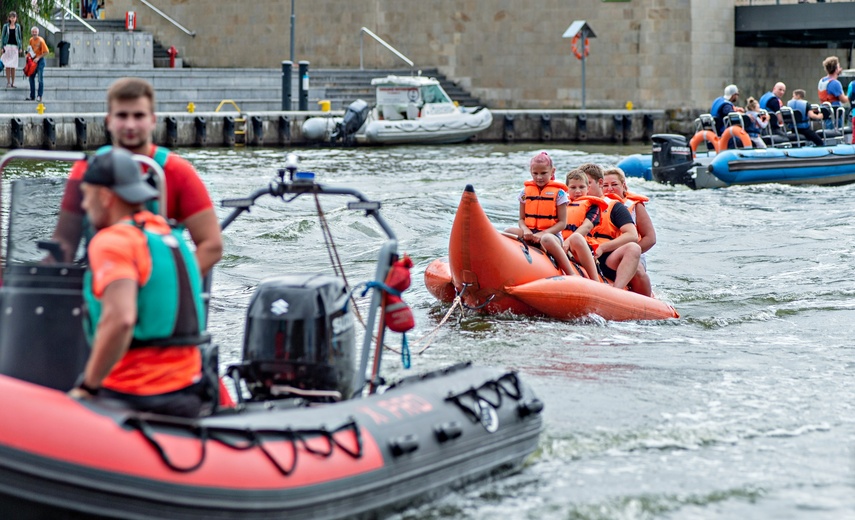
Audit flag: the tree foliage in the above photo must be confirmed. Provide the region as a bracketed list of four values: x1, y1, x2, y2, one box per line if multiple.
[0, 1, 61, 32]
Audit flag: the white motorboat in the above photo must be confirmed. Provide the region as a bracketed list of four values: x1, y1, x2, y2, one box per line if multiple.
[302, 74, 492, 145]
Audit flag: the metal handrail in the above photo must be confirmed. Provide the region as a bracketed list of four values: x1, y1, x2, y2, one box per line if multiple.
[138, 0, 196, 37]
[57, 2, 96, 33]
[359, 27, 413, 70]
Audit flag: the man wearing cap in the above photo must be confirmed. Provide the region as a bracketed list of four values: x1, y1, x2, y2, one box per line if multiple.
[52, 77, 222, 276]
[68, 148, 207, 418]
[711, 84, 745, 136]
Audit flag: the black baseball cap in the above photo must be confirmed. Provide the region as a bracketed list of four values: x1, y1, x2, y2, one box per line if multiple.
[83, 148, 158, 204]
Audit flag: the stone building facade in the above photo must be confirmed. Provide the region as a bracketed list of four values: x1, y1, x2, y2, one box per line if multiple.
[105, 0, 848, 111]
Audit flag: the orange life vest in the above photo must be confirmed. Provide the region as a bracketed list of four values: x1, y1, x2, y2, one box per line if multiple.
[622, 191, 649, 222]
[587, 197, 622, 249]
[523, 180, 568, 231]
[561, 196, 608, 240]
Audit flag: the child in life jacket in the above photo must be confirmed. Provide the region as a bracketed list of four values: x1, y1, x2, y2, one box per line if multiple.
[561, 169, 606, 281]
[744, 97, 769, 149]
[505, 151, 574, 276]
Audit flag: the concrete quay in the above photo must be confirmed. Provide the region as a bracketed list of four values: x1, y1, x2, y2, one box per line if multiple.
[0, 109, 671, 151]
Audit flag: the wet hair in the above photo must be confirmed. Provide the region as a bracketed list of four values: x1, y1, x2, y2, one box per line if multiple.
[745, 97, 759, 111]
[565, 169, 588, 185]
[577, 163, 604, 182]
[107, 77, 156, 111]
[603, 167, 627, 185]
[793, 89, 806, 99]
[823, 56, 840, 75]
[529, 151, 553, 169]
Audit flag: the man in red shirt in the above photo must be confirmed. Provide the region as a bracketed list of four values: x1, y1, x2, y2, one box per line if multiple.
[68, 148, 206, 418]
[52, 78, 222, 275]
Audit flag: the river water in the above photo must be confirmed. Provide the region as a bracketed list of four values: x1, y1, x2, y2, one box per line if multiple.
[6, 144, 853, 519]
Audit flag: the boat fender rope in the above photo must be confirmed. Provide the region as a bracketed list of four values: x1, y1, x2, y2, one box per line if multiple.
[126, 417, 208, 473]
[445, 372, 524, 423]
[411, 296, 464, 355]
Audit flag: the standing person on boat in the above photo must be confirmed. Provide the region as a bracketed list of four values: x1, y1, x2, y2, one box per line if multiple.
[68, 149, 207, 418]
[506, 152, 575, 277]
[1, 12, 22, 89]
[52, 78, 223, 275]
[561, 169, 604, 281]
[818, 56, 848, 131]
[578, 163, 648, 296]
[744, 97, 769, 149]
[711, 84, 744, 136]
[759, 82, 787, 139]
[787, 89, 824, 146]
[25, 26, 47, 102]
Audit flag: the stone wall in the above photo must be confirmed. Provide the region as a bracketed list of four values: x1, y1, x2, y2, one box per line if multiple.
[104, 0, 845, 112]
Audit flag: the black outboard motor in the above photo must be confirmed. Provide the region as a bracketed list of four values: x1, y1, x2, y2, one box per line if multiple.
[331, 99, 369, 144]
[651, 133, 696, 187]
[233, 274, 357, 402]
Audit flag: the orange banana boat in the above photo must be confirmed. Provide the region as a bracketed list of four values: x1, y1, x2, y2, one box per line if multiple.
[425, 185, 679, 321]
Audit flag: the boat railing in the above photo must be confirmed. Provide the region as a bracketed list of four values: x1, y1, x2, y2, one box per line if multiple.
[359, 27, 414, 70]
[137, 0, 196, 37]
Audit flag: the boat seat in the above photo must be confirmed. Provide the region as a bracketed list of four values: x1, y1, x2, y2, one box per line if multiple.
[818, 103, 844, 144]
[726, 112, 746, 128]
[759, 109, 791, 147]
[406, 103, 419, 120]
[780, 106, 806, 147]
[381, 106, 405, 121]
[694, 113, 717, 135]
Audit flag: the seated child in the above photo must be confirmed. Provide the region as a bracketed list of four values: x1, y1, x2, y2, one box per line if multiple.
[505, 152, 574, 276]
[744, 97, 769, 149]
[561, 169, 607, 281]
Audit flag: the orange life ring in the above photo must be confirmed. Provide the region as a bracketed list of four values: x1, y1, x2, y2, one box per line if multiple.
[689, 130, 719, 157]
[571, 35, 590, 60]
[716, 126, 752, 152]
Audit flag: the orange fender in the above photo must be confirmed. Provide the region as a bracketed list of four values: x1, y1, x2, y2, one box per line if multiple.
[424, 258, 456, 303]
[716, 126, 752, 152]
[689, 130, 719, 157]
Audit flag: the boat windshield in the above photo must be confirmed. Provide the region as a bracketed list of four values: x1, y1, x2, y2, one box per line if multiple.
[420, 85, 452, 105]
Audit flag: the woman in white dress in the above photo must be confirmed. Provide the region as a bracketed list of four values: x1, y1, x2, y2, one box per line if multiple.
[1, 11, 22, 88]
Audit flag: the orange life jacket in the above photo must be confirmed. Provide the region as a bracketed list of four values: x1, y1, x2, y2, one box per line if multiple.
[523, 180, 568, 231]
[561, 196, 608, 240]
[613, 191, 649, 222]
[587, 197, 622, 249]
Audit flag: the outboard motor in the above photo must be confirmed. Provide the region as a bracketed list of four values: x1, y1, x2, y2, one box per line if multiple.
[331, 99, 369, 144]
[651, 133, 696, 187]
[233, 274, 357, 402]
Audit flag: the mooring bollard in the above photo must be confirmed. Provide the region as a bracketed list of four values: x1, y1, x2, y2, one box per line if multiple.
[194, 116, 207, 147]
[43, 117, 56, 150]
[279, 115, 291, 145]
[165, 116, 178, 147]
[74, 117, 87, 150]
[250, 115, 264, 146]
[576, 114, 588, 141]
[10, 118, 24, 149]
[298, 60, 310, 111]
[503, 114, 515, 142]
[282, 61, 293, 111]
[540, 114, 552, 142]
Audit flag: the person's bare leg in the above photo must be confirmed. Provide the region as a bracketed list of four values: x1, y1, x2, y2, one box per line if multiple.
[606, 243, 640, 290]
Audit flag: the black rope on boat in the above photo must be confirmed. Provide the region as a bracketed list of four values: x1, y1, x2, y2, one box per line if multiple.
[457, 283, 495, 311]
[126, 417, 209, 473]
[444, 372, 524, 423]
[125, 415, 363, 475]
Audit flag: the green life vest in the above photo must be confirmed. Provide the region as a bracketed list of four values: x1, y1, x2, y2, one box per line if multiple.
[81, 145, 172, 247]
[83, 216, 207, 349]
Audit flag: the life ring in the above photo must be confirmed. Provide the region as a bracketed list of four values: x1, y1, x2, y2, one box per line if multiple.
[571, 35, 590, 60]
[716, 126, 752, 152]
[689, 130, 719, 157]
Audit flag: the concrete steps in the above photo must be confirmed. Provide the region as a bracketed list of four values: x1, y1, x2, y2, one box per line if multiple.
[0, 66, 486, 114]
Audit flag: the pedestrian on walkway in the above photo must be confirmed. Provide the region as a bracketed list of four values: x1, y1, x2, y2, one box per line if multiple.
[26, 26, 48, 102]
[1, 12, 22, 88]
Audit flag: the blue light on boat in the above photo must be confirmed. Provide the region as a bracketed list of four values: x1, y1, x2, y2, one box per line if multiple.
[294, 171, 316, 182]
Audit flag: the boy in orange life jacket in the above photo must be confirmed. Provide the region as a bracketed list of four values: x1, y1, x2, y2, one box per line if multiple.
[561, 169, 604, 281]
[577, 162, 643, 293]
[505, 152, 574, 276]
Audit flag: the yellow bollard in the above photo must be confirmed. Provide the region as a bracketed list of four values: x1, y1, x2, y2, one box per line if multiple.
[187, 102, 196, 113]
[317, 100, 331, 112]
[36, 103, 45, 115]
[625, 101, 634, 110]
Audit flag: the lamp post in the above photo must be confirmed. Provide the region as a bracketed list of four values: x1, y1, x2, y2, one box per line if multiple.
[290, 0, 296, 63]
